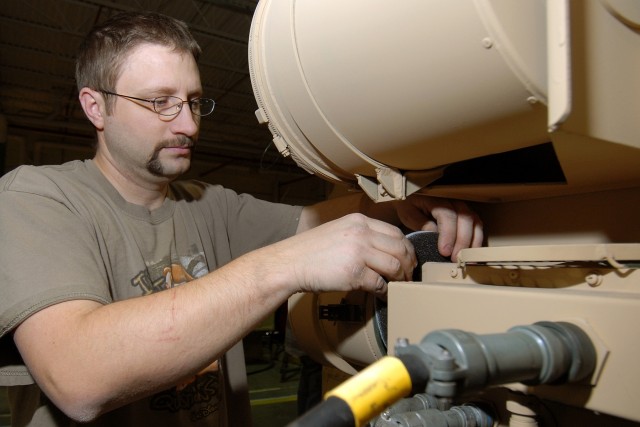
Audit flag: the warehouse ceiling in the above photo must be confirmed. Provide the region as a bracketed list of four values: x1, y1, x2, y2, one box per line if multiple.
[0, 0, 330, 204]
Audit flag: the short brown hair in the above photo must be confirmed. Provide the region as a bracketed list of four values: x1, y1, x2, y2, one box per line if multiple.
[75, 11, 201, 101]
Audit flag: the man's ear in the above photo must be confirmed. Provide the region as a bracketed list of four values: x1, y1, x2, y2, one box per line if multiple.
[78, 88, 105, 130]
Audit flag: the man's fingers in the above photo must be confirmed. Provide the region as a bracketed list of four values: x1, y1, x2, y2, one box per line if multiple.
[446, 201, 484, 261]
[396, 198, 451, 233]
[428, 201, 459, 257]
[395, 196, 483, 261]
[472, 219, 484, 248]
[364, 218, 416, 282]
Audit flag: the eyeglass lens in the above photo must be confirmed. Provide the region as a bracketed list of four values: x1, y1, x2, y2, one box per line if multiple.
[154, 96, 215, 116]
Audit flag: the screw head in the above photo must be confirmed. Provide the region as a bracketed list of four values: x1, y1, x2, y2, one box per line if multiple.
[585, 272, 603, 287]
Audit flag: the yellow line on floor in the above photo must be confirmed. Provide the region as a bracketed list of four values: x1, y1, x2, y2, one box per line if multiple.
[250, 395, 297, 406]
[249, 386, 283, 394]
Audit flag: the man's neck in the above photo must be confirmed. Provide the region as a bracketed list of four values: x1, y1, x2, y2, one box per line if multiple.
[93, 155, 170, 211]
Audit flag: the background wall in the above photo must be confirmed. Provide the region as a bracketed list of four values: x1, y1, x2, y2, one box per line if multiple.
[0, 0, 333, 206]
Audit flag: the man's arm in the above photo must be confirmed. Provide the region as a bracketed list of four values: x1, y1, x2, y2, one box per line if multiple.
[14, 211, 416, 422]
[298, 192, 483, 261]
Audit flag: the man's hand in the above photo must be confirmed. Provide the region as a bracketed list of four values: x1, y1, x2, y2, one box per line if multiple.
[395, 195, 483, 261]
[300, 192, 484, 265]
[272, 213, 416, 295]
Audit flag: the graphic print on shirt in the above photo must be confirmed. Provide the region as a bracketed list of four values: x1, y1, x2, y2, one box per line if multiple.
[130, 248, 221, 422]
[131, 249, 209, 294]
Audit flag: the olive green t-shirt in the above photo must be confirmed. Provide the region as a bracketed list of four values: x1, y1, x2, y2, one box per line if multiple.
[0, 160, 303, 426]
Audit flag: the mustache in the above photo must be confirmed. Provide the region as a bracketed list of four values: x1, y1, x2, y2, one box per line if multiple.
[156, 136, 196, 150]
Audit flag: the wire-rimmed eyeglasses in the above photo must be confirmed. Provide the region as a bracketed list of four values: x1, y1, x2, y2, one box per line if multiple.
[100, 90, 215, 117]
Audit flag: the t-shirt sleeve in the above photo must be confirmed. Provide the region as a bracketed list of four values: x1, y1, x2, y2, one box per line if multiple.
[216, 187, 303, 259]
[0, 182, 111, 340]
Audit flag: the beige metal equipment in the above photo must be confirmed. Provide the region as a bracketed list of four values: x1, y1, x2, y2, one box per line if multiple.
[249, 0, 640, 425]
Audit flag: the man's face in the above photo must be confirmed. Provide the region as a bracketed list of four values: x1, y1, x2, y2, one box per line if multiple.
[101, 43, 202, 183]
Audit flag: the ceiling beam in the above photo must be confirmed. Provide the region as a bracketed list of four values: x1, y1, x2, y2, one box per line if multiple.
[198, 0, 257, 16]
[67, 0, 250, 46]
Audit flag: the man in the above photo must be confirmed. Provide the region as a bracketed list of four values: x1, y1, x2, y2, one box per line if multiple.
[0, 11, 482, 426]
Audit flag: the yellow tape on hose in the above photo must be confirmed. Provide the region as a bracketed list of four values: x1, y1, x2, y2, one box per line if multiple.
[325, 356, 412, 426]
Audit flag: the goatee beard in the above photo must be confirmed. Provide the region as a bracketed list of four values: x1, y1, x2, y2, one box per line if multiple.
[147, 136, 196, 177]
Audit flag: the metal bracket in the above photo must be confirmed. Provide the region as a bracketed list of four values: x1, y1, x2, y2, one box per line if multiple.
[319, 300, 364, 323]
[356, 167, 445, 202]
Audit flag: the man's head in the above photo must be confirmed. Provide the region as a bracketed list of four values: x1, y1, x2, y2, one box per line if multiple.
[76, 11, 201, 114]
[77, 11, 208, 184]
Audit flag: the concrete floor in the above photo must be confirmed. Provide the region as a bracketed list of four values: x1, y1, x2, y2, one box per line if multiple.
[0, 388, 8, 427]
[248, 351, 302, 427]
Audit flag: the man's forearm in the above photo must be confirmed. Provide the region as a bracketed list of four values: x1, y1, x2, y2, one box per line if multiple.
[14, 247, 295, 421]
[15, 204, 425, 422]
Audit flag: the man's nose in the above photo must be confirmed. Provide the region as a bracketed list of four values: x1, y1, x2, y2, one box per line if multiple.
[170, 104, 199, 136]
